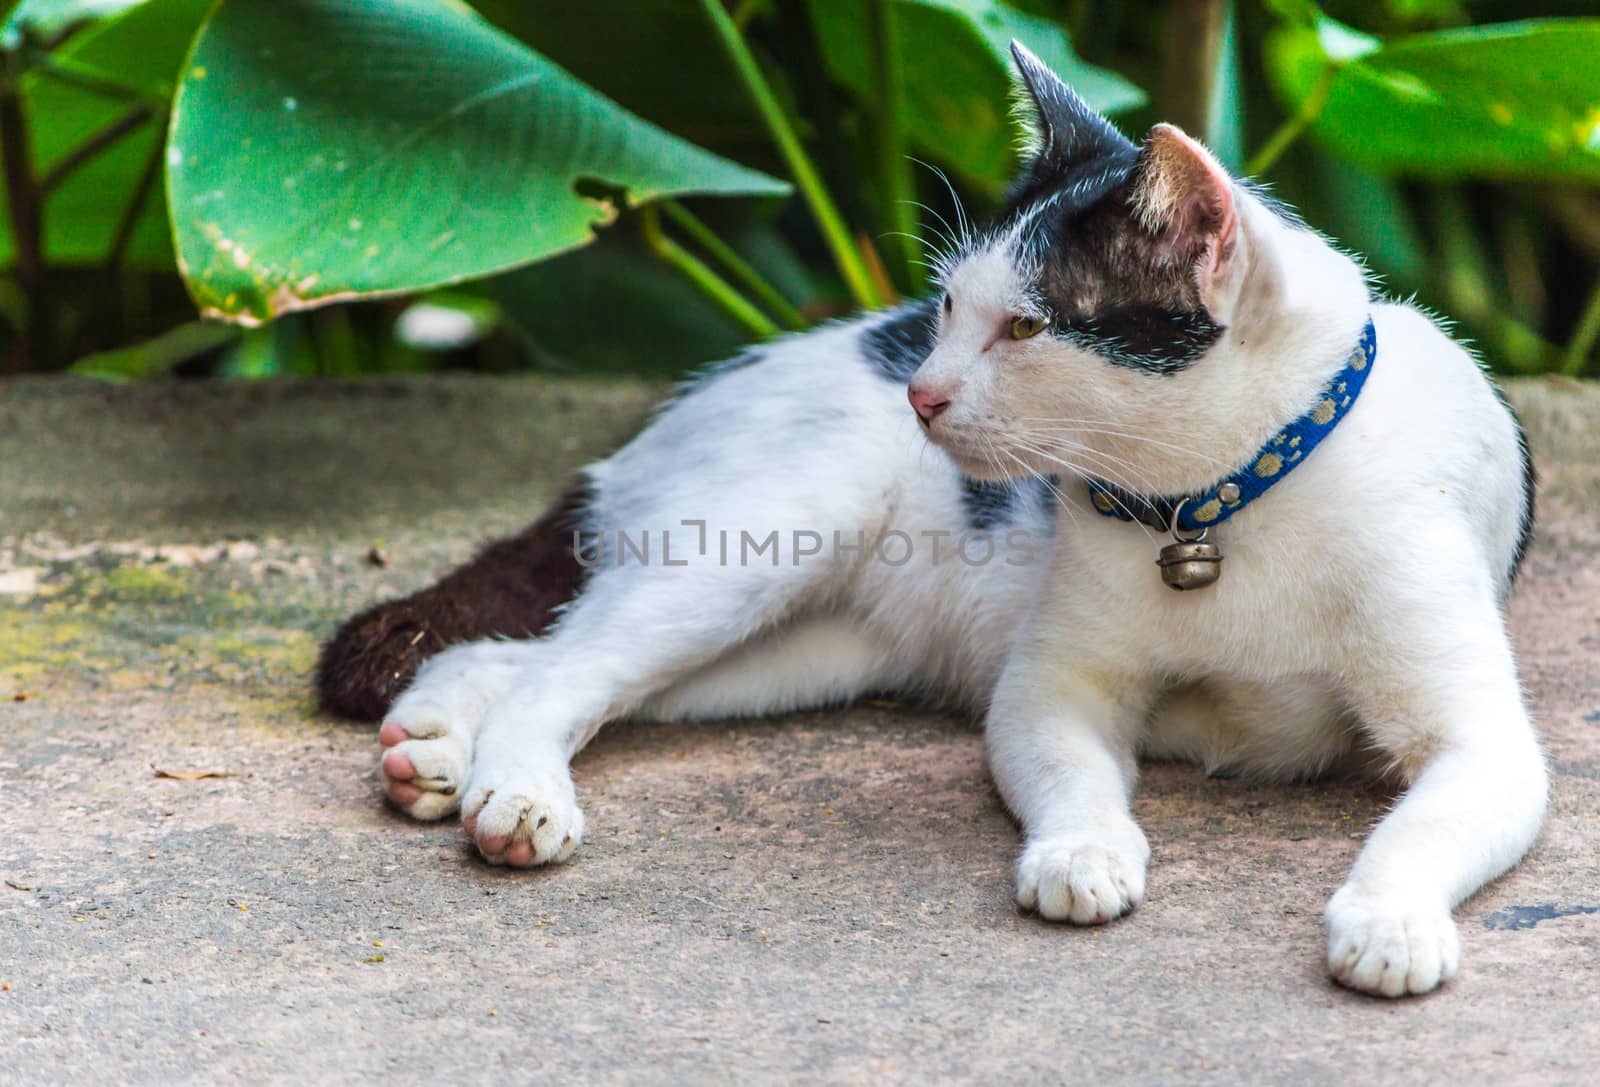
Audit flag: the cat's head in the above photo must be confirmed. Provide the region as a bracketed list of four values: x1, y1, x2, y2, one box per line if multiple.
[907, 43, 1372, 497]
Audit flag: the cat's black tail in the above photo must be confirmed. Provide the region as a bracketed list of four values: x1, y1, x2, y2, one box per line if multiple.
[315, 483, 590, 723]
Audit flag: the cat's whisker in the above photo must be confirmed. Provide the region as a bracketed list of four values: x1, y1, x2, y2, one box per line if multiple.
[1015, 413, 1236, 469]
[895, 199, 961, 258]
[1001, 450, 1088, 539]
[907, 156, 973, 259]
[1022, 425, 1234, 471]
[1013, 431, 1167, 497]
[879, 229, 953, 270]
[992, 444, 1079, 534]
[1018, 424, 1222, 458]
[1017, 414, 1230, 448]
[1017, 438, 1171, 534]
[1008, 437, 1164, 542]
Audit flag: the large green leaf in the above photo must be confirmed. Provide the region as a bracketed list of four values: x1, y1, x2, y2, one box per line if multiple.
[0, 0, 209, 269]
[469, 1, 769, 162]
[167, 0, 791, 325]
[495, 205, 829, 377]
[493, 229, 751, 378]
[806, 0, 1145, 188]
[1266, 15, 1600, 182]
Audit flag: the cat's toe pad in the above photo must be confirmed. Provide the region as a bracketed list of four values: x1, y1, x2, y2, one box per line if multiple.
[1326, 889, 1459, 997]
[462, 765, 584, 867]
[1016, 834, 1147, 925]
[379, 720, 469, 821]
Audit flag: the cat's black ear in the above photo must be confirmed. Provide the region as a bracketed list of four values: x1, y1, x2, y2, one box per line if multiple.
[1130, 123, 1238, 289]
[1010, 40, 1134, 165]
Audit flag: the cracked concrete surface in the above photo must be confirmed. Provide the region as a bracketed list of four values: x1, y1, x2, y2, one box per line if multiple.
[1, 375, 1597, 1085]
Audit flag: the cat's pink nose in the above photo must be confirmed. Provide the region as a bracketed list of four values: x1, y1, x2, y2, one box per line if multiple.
[908, 384, 952, 424]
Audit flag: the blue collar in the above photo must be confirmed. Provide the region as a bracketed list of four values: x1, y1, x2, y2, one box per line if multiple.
[1086, 318, 1376, 533]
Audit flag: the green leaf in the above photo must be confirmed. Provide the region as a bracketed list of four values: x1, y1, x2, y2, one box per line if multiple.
[806, 0, 1145, 189]
[469, 1, 769, 161]
[491, 227, 755, 378]
[1266, 16, 1600, 182]
[1, 0, 146, 45]
[167, 0, 791, 325]
[1288, 149, 1427, 287]
[1205, 0, 1245, 172]
[70, 319, 238, 380]
[0, 0, 209, 270]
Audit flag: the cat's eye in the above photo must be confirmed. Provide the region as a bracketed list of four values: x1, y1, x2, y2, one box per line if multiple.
[942, 292, 952, 315]
[1010, 314, 1049, 340]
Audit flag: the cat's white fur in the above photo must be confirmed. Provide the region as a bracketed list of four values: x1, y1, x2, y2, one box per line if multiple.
[376, 123, 1542, 999]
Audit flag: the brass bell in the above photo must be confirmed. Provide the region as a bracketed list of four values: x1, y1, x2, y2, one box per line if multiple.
[1157, 539, 1223, 591]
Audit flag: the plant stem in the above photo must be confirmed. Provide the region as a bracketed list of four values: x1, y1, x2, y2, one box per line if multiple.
[0, 56, 48, 370]
[697, 0, 883, 310]
[1433, 187, 1559, 373]
[640, 205, 780, 338]
[67, 121, 168, 361]
[1563, 270, 1600, 378]
[39, 102, 150, 193]
[1160, 0, 1227, 142]
[103, 123, 163, 273]
[313, 304, 362, 376]
[867, 0, 919, 292]
[660, 200, 805, 330]
[1243, 64, 1335, 177]
[857, 231, 898, 306]
[28, 51, 162, 104]
[1540, 188, 1600, 260]
[730, 0, 763, 30]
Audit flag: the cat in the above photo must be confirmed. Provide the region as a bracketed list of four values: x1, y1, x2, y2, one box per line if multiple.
[317, 43, 1542, 999]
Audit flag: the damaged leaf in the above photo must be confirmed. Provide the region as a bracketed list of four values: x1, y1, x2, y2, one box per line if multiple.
[165, 0, 790, 324]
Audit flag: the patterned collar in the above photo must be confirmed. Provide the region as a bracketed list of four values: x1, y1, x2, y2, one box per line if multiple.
[1087, 318, 1377, 533]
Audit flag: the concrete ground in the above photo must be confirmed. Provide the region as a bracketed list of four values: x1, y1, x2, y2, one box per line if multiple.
[1, 374, 1597, 1085]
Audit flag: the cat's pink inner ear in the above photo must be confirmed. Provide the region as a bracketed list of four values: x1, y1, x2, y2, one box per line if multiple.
[1131, 123, 1237, 286]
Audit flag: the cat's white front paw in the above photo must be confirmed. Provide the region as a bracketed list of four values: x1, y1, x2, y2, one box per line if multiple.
[378, 718, 471, 821]
[376, 639, 543, 819]
[461, 759, 584, 868]
[1325, 886, 1460, 998]
[1016, 825, 1149, 925]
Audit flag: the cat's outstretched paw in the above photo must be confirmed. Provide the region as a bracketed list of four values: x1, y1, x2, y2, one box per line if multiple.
[1016, 827, 1149, 925]
[461, 762, 584, 867]
[378, 719, 471, 821]
[1325, 887, 1460, 998]
[374, 639, 538, 818]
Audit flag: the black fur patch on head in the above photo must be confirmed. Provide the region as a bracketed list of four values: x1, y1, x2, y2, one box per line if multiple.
[862, 300, 939, 383]
[1011, 178, 1224, 374]
[997, 51, 1245, 376]
[1007, 41, 1139, 217]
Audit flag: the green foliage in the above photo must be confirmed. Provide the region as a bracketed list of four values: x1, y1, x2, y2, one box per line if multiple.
[807, 0, 1144, 188]
[1, 0, 1598, 378]
[470, 1, 768, 159]
[168, 0, 788, 324]
[1, 0, 208, 268]
[1267, 12, 1600, 181]
[2, 0, 145, 44]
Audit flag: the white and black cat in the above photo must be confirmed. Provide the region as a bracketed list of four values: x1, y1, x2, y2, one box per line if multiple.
[318, 44, 1542, 998]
